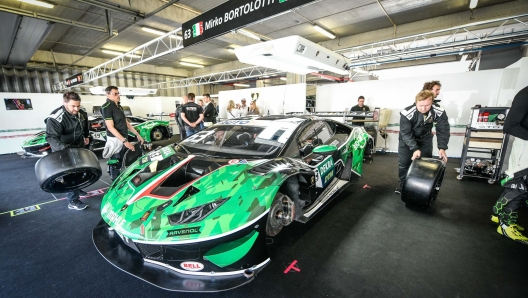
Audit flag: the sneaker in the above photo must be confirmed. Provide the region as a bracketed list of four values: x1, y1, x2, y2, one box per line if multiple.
[395, 186, 401, 195]
[68, 200, 88, 210]
[491, 215, 524, 231]
[497, 225, 528, 245]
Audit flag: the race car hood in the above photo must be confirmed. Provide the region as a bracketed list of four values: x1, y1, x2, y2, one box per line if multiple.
[100, 145, 289, 244]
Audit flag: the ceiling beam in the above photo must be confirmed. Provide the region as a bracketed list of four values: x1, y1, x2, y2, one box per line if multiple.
[0, 4, 118, 35]
[76, 0, 145, 18]
[53, 28, 185, 92]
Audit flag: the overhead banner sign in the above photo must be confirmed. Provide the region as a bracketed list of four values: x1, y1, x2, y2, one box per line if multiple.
[182, 0, 316, 47]
[65, 73, 84, 88]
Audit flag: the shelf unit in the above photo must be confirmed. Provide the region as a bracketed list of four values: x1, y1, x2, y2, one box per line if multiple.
[457, 107, 509, 184]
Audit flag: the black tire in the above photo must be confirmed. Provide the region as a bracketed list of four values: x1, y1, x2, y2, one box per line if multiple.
[35, 148, 102, 193]
[151, 127, 164, 141]
[401, 158, 446, 209]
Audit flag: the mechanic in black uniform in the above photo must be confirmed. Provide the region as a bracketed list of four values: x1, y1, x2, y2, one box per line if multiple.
[175, 95, 188, 140]
[350, 95, 370, 126]
[396, 90, 450, 194]
[46, 91, 90, 210]
[101, 86, 143, 180]
[492, 86, 528, 244]
[202, 93, 216, 128]
[180, 92, 204, 137]
[422, 80, 442, 107]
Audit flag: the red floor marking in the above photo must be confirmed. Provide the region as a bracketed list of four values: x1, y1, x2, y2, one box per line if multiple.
[284, 260, 300, 274]
[363, 184, 371, 189]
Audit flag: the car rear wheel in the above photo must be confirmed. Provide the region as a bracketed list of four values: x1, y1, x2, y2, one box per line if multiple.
[151, 128, 164, 141]
[266, 192, 294, 236]
[35, 148, 102, 193]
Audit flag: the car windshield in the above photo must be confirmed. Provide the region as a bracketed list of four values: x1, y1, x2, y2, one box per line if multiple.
[175, 125, 286, 159]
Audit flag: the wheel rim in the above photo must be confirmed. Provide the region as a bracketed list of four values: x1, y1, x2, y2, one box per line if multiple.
[151, 129, 163, 141]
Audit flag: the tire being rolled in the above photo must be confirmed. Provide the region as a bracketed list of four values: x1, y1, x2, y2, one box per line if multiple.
[401, 158, 446, 209]
[35, 148, 102, 193]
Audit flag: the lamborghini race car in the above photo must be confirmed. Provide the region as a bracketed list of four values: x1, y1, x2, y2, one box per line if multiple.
[93, 115, 370, 292]
[18, 116, 172, 158]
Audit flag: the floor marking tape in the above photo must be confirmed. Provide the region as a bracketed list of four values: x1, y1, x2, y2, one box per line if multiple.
[0, 187, 108, 216]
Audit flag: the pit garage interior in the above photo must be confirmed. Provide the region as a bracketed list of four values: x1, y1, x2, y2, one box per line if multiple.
[1, 0, 528, 297]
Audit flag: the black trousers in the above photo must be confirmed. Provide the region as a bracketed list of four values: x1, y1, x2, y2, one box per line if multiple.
[493, 175, 528, 225]
[109, 145, 126, 181]
[398, 137, 433, 186]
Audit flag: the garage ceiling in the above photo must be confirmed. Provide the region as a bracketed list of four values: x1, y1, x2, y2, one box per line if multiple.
[0, 0, 526, 81]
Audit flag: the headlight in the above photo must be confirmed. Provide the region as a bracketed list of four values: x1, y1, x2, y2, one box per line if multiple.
[168, 197, 229, 225]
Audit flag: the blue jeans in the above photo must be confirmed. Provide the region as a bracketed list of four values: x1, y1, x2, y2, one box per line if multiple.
[66, 189, 81, 204]
[185, 126, 201, 137]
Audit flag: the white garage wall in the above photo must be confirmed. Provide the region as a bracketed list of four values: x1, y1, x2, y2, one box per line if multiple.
[217, 83, 306, 119]
[316, 57, 528, 157]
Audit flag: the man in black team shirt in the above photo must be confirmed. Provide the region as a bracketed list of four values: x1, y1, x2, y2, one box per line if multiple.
[492, 86, 528, 245]
[101, 86, 143, 180]
[181, 92, 204, 137]
[46, 91, 90, 210]
[350, 95, 370, 126]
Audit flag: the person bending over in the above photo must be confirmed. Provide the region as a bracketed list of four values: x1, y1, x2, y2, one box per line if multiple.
[396, 90, 450, 194]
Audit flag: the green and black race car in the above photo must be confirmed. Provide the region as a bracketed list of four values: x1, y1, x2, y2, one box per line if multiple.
[93, 115, 370, 292]
[18, 116, 172, 158]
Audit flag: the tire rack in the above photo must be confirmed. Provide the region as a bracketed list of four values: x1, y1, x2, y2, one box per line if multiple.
[457, 107, 510, 184]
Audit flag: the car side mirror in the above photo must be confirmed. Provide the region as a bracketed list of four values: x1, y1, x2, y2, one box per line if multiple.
[312, 145, 337, 156]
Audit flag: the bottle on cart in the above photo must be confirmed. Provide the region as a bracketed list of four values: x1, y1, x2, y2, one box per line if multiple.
[483, 112, 489, 122]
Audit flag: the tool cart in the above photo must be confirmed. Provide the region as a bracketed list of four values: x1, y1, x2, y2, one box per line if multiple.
[457, 106, 509, 184]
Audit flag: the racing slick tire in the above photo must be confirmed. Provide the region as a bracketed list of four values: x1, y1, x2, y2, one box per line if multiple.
[401, 158, 446, 209]
[35, 148, 102, 193]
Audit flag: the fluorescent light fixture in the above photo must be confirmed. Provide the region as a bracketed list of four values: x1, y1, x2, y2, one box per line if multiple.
[233, 83, 250, 87]
[469, 0, 478, 9]
[238, 29, 261, 41]
[234, 36, 351, 75]
[142, 27, 166, 35]
[313, 25, 336, 39]
[262, 75, 270, 78]
[142, 27, 182, 40]
[180, 61, 204, 68]
[102, 49, 141, 58]
[19, 0, 54, 8]
[280, 77, 287, 81]
[353, 68, 369, 74]
[89, 86, 157, 96]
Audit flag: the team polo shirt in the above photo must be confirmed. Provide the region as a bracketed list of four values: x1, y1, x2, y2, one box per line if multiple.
[102, 99, 128, 138]
[181, 102, 203, 126]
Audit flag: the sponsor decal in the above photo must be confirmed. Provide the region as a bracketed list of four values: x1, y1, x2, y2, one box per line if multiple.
[318, 158, 334, 176]
[238, 159, 248, 164]
[218, 119, 251, 125]
[167, 227, 201, 237]
[180, 261, 205, 271]
[10, 205, 40, 217]
[228, 159, 240, 164]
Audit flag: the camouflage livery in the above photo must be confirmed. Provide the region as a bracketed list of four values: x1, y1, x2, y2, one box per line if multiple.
[93, 115, 370, 292]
